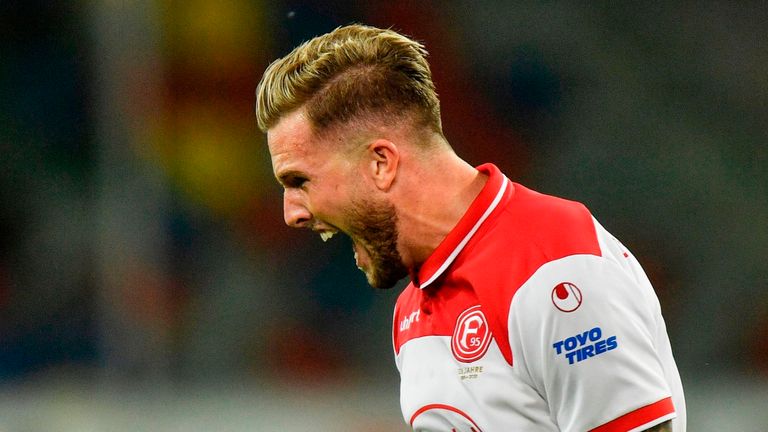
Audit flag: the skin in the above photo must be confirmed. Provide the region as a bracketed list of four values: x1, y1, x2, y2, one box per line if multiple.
[267, 108, 486, 288]
[645, 421, 672, 432]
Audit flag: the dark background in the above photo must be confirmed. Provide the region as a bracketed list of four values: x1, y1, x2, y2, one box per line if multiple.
[1, 1, 766, 430]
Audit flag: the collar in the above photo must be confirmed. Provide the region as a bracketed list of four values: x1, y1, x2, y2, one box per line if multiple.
[414, 163, 510, 289]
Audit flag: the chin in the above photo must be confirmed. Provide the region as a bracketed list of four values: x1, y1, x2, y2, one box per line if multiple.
[366, 268, 406, 290]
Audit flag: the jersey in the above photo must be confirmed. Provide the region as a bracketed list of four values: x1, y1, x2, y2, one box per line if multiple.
[392, 163, 686, 432]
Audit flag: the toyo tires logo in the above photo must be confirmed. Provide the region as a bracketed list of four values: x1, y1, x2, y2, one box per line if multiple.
[451, 305, 492, 363]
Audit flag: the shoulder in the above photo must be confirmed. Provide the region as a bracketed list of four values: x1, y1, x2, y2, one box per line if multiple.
[497, 183, 600, 259]
[458, 183, 603, 364]
[461, 183, 601, 294]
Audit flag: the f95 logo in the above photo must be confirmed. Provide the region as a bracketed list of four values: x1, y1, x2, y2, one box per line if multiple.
[451, 305, 492, 363]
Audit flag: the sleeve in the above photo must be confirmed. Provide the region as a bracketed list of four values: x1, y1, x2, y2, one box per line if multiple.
[507, 253, 678, 432]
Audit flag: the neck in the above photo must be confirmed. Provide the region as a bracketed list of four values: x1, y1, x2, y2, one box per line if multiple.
[394, 149, 488, 271]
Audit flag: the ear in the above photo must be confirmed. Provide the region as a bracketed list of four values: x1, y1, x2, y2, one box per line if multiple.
[366, 139, 399, 191]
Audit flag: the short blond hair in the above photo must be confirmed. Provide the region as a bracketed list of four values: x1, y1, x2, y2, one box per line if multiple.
[255, 24, 442, 136]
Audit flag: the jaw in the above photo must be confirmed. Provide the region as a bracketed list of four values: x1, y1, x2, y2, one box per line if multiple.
[350, 236, 409, 290]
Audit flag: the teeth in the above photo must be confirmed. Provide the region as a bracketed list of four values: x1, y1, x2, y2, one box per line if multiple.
[319, 231, 336, 242]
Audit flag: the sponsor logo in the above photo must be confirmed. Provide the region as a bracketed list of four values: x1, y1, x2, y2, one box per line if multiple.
[552, 327, 618, 365]
[551, 282, 583, 312]
[452, 305, 492, 363]
[399, 309, 421, 332]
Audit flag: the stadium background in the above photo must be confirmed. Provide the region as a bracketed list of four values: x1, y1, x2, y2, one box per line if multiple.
[1, 1, 766, 430]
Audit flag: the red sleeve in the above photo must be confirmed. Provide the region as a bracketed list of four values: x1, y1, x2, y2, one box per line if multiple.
[590, 397, 675, 432]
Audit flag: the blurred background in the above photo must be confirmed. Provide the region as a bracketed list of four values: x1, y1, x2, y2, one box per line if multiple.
[1, 1, 766, 430]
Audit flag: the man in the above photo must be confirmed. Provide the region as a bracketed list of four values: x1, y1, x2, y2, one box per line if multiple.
[256, 24, 686, 432]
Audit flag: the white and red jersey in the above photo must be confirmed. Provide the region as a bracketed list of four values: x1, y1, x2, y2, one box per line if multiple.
[393, 164, 686, 432]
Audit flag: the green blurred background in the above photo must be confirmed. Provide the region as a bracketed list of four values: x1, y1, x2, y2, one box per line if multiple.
[1, 1, 766, 430]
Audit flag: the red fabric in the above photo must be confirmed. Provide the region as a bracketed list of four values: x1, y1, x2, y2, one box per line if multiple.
[393, 164, 601, 364]
[590, 397, 675, 432]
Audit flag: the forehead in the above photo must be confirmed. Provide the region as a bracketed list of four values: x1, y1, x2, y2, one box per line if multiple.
[268, 110, 312, 156]
[267, 110, 316, 173]
[267, 109, 361, 173]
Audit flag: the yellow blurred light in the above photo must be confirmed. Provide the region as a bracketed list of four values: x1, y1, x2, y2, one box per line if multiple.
[161, 0, 266, 67]
[143, 104, 271, 217]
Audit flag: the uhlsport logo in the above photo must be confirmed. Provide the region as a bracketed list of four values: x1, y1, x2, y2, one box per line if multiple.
[551, 282, 582, 312]
[451, 305, 492, 363]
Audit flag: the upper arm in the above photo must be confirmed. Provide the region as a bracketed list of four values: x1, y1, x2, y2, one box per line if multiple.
[508, 254, 677, 431]
[644, 420, 672, 432]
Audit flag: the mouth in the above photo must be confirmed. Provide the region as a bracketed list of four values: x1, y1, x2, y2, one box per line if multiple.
[319, 230, 337, 242]
[313, 223, 340, 243]
[313, 225, 370, 276]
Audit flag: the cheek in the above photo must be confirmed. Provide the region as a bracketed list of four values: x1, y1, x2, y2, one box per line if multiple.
[332, 175, 366, 207]
[315, 167, 370, 220]
[311, 185, 351, 217]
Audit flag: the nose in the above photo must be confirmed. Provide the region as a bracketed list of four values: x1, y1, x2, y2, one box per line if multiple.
[283, 189, 312, 228]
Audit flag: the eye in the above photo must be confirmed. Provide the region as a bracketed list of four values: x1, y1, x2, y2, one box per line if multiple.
[285, 175, 308, 189]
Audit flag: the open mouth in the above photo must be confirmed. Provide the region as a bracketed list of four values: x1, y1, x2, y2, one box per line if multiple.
[314, 226, 369, 275]
[314, 223, 340, 243]
[319, 231, 336, 242]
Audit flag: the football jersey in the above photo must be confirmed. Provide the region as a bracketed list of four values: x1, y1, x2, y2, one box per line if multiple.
[392, 163, 686, 432]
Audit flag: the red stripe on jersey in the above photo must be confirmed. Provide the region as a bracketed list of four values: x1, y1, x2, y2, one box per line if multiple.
[590, 397, 675, 432]
[410, 403, 484, 432]
[413, 164, 506, 289]
[393, 164, 601, 363]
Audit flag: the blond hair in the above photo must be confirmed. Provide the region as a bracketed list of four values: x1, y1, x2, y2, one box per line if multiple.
[255, 24, 442, 136]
